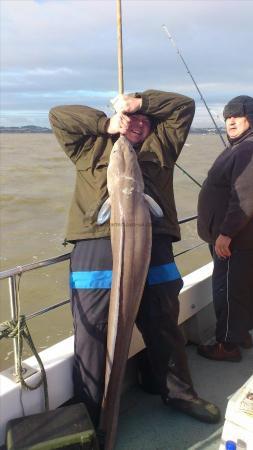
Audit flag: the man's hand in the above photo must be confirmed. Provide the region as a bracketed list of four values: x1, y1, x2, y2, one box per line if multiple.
[215, 234, 232, 258]
[111, 95, 142, 114]
[107, 112, 130, 135]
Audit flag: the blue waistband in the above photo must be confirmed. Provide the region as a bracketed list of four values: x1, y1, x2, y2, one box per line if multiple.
[70, 262, 181, 289]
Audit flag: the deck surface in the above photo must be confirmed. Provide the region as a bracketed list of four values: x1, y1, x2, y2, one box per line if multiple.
[1, 339, 252, 450]
[115, 339, 253, 450]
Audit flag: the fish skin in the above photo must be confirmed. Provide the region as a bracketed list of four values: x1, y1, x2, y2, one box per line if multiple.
[99, 136, 152, 450]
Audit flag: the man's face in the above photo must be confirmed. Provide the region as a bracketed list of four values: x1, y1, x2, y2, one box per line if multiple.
[226, 116, 250, 139]
[125, 114, 151, 145]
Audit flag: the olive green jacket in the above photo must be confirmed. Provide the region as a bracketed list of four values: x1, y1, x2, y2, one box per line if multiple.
[49, 90, 195, 242]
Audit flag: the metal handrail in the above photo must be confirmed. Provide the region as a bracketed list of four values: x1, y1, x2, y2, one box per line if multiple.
[25, 299, 71, 321]
[0, 214, 198, 375]
[0, 252, 71, 280]
[178, 214, 197, 225]
[1, 253, 71, 375]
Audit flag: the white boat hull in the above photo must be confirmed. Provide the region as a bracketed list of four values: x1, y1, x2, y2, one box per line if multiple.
[1, 263, 215, 445]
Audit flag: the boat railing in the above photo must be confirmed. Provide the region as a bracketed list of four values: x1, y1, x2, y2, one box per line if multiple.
[0, 214, 198, 377]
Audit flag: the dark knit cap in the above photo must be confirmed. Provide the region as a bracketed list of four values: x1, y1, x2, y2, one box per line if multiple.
[223, 95, 253, 127]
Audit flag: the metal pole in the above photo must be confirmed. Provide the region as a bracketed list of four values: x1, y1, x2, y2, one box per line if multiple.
[162, 25, 226, 148]
[8, 276, 19, 375]
[116, 0, 124, 94]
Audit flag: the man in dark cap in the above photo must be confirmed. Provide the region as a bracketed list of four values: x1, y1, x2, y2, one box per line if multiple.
[197, 95, 253, 362]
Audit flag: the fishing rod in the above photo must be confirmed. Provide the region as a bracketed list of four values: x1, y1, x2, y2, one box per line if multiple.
[175, 162, 202, 188]
[113, 13, 202, 189]
[116, 0, 124, 94]
[162, 25, 226, 148]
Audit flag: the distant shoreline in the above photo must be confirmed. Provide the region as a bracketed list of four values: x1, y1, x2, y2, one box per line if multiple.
[0, 126, 52, 134]
[0, 125, 225, 135]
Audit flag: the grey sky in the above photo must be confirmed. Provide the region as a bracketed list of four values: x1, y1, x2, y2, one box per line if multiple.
[1, 0, 253, 127]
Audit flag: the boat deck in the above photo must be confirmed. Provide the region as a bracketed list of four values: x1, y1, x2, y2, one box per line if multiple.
[1, 340, 252, 450]
[115, 341, 253, 450]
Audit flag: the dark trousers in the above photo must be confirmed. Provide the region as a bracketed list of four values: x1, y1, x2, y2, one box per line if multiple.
[212, 248, 253, 344]
[70, 236, 195, 425]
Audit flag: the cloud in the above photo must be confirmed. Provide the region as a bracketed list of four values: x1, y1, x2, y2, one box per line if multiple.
[26, 68, 78, 76]
[1, 0, 253, 126]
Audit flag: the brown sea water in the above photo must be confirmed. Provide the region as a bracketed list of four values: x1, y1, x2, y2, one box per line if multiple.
[0, 132, 224, 369]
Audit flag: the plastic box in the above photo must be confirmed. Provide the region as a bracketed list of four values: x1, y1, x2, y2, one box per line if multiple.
[6, 403, 99, 450]
[220, 375, 253, 450]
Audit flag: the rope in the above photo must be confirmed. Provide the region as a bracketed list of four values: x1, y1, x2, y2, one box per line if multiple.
[0, 316, 49, 410]
[1, 273, 49, 411]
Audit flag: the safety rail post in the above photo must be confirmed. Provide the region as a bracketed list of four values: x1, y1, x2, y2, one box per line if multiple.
[8, 275, 19, 376]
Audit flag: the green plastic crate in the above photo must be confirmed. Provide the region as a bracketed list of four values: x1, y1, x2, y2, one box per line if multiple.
[6, 403, 99, 450]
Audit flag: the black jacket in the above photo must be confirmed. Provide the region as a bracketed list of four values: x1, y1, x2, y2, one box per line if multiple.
[197, 129, 253, 249]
